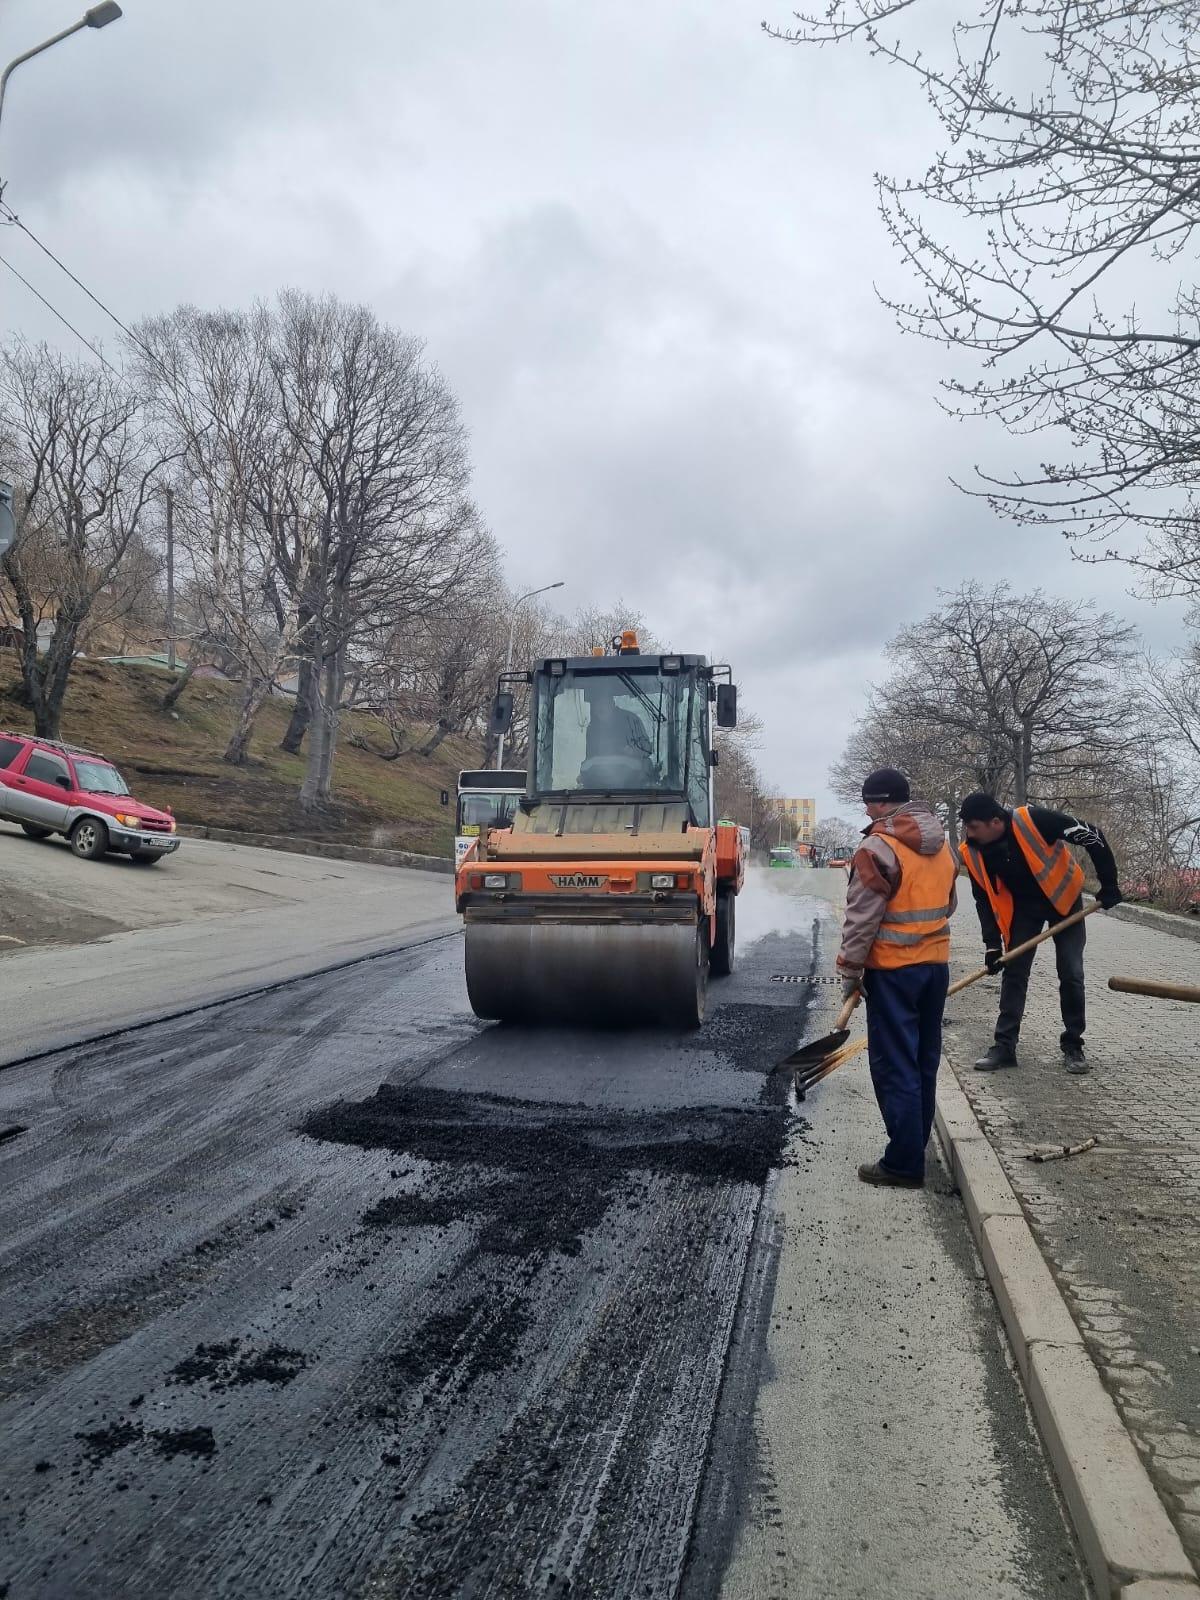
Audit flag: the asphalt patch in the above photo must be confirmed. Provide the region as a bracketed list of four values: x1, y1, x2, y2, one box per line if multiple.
[76, 1419, 218, 1465]
[388, 1288, 533, 1393]
[304, 1083, 789, 1259]
[170, 1338, 307, 1390]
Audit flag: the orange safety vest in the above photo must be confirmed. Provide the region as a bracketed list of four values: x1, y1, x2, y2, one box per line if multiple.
[959, 805, 1085, 946]
[866, 836, 957, 970]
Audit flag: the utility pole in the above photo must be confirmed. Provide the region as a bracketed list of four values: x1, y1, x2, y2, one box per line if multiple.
[165, 487, 176, 671]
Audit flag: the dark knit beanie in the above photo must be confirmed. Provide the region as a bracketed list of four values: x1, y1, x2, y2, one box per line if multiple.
[958, 791, 1009, 823]
[861, 767, 910, 804]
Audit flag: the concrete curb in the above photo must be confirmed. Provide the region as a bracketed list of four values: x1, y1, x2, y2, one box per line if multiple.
[935, 1071, 1200, 1600]
[1107, 901, 1200, 946]
[177, 824, 452, 875]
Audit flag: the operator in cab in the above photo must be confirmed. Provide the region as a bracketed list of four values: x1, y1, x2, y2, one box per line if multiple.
[577, 679, 657, 789]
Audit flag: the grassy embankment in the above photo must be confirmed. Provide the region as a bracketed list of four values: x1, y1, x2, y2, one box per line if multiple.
[0, 654, 476, 856]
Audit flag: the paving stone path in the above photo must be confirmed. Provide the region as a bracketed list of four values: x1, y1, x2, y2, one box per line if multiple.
[943, 901, 1200, 1570]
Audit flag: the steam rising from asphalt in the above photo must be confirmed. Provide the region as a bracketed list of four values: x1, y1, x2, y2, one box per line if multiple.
[736, 865, 840, 951]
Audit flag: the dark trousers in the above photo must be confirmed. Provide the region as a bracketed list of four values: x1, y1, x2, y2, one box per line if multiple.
[863, 962, 949, 1180]
[995, 895, 1086, 1050]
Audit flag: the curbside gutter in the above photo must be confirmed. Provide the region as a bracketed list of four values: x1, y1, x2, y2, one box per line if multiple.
[177, 824, 453, 875]
[935, 1070, 1200, 1600]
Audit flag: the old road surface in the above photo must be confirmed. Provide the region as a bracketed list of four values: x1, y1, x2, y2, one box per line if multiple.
[0, 872, 1088, 1599]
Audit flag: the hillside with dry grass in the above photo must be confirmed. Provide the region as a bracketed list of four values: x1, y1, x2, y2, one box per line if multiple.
[0, 654, 477, 857]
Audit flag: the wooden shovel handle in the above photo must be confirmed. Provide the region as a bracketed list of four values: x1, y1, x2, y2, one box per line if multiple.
[947, 902, 1102, 998]
[1108, 976, 1200, 1004]
[832, 989, 862, 1030]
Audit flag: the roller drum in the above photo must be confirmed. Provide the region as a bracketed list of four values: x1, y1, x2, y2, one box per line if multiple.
[465, 918, 708, 1028]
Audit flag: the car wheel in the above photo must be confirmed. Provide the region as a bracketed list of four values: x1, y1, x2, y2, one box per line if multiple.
[20, 823, 53, 841]
[128, 850, 162, 866]
[70, 817, 109, 860]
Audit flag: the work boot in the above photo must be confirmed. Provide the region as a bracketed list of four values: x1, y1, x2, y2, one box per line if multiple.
[1062, 1040, 1090, 1074]
[974, 1043, 1018, 1072]
[858, 1161, 924, 1189]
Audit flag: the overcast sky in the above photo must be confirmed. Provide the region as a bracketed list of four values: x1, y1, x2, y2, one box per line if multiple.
[1, 0, 1186, 816]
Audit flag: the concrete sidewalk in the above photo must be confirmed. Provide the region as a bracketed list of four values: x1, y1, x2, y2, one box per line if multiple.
[721, 876, 1091, 1599]
[943, 901, 1200, 1573]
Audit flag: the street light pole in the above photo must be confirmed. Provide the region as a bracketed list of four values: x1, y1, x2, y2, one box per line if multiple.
[0, 5, 123, 149]
[496, 580, 564, 769]
[164, 487, 176, 672]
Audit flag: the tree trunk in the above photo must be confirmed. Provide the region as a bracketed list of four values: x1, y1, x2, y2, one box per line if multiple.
[315, 649, 344, 802]
[162, 658, 196, 713]
[32, 620, 82, 739]
[298, 653, 328, 811]
[223, 675, 269, 765]
[417, 719, 454, 758]
[280, 649, 314, 754]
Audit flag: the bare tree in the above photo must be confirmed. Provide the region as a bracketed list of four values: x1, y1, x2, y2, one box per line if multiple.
[768, 0, 1200, 597]
[347, 533, 506, 763]
[832, 584, 1137, 828]
[133, 305, 319, 766]
[263, 292, 474, 810]
[0, 341, 169, 737]
[713, 710, 782, 847]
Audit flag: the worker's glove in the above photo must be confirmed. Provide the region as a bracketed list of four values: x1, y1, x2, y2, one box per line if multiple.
[840, 973, 864, 1003]
[984, 948, 1004, 976]
[1098, 887, 1123, 910]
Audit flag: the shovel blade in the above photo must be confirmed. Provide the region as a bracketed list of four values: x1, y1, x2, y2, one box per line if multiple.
[778, 1026, 850, 1069]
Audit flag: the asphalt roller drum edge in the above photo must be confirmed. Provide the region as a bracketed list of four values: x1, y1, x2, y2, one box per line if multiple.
[464, 917, 709, 1027]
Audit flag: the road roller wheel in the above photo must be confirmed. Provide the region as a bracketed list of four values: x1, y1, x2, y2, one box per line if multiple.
[677, 917, 710, 1029]
[464, 916, 711, 1028]
[711, 888, 735, 978]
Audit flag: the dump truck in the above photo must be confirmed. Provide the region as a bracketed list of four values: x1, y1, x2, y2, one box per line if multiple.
[454, 630, 744, 1027]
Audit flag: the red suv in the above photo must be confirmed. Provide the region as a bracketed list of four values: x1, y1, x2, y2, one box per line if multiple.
[0, 732, 180, 864]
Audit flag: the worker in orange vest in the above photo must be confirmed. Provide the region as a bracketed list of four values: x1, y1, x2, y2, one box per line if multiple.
[836, 768, 958, 1188]
[958, 793, 1123, 1074]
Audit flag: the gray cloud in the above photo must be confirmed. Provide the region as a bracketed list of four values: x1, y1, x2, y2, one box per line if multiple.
[1, 0, 1185, 813]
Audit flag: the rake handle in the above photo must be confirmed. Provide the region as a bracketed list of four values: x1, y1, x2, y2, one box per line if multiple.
[1108, 975, 1200, 1004]
[947, 902, 1102, 998]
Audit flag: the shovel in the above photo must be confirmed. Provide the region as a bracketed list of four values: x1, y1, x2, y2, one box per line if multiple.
[780, 989, 863, 1072]
[784, 901, 1103, 1080]
[1108, 975, 1200, 1004]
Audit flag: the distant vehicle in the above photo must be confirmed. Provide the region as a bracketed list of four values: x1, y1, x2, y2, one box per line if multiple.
[455, 768, 526, 865]
[0, 732, 179, 863]
[769, 845, 798, 869]
[828, 856, 851, 870]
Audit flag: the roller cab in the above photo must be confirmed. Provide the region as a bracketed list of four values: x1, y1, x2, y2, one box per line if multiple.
[456, 632, 743, 1028]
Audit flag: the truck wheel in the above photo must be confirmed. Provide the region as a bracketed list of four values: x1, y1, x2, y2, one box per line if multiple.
[20, 823, 52, 841]
[711, 889, 736, 977]
[70, 817, 109, 860]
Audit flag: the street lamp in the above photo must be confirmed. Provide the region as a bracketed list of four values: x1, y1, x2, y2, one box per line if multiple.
[0, 5, 123, 144]
[496, 580, 564, 769]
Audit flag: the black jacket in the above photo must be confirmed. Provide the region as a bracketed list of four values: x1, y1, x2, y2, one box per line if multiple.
[968, 806, 1119, 949]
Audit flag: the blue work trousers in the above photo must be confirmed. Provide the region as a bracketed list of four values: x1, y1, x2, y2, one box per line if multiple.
[863, 962, 950, 1181]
